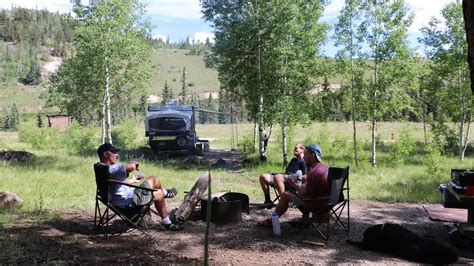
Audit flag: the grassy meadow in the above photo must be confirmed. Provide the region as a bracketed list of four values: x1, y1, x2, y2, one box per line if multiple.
[2, 119, 474, 224]
[149, 48, 220, 96]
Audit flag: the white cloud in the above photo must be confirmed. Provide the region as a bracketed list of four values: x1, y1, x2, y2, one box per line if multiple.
[321, 0, 452, 34]
[322, 0, 343, 21]
[190, 31, 214, 44]
[407, 0, 453, 33]
[146, 0, 202, 20]
[152, 34, 168, 42]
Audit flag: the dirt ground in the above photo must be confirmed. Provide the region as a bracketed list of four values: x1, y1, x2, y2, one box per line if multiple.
[2, 200, 474, 264]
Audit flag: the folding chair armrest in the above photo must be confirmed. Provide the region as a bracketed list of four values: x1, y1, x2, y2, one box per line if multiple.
[107, 179, 157, 192]
[302, 196, 330, 202]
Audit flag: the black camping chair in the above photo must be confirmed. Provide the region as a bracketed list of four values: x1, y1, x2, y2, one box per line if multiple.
[94, 163, 157, 238]
[301, 166, 350, 240]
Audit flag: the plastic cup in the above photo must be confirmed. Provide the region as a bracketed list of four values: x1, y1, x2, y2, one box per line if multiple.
[135, 172, 145, 180]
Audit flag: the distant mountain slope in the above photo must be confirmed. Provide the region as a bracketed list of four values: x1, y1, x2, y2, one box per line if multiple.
[148, 48, 219, 97]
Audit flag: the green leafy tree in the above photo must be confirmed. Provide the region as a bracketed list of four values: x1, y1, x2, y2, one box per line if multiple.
[218, 89, 230, 124]
[4, 103, 20, 130]
[202, 1, 328, 161]
[359, 0, 414, 166]
[334, 0, 363, 166]
[22, 55, 42, 85]
[161, 81, 174, 104]
[48, 0, 151, 144]
[207, 92, 218, 124]
[37, 113, 44, 128]
[420, 1, 471, 160]
[180, 67, 187, 101]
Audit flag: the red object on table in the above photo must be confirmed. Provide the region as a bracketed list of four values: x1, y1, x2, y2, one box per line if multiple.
[467, 186, 474, 196]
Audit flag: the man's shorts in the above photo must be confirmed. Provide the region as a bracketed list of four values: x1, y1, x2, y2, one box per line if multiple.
[132, 181, 153, 206]
[268, 173, 282, 185]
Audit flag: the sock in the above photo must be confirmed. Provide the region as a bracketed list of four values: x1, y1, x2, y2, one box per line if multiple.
[264, 193, 270, 202]
[162, 188, 168, 197]
[162, 216, 172, 225]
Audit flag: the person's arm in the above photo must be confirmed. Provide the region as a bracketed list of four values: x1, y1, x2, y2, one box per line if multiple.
[125, 161, 139, 174]
[300, 175, 307, 182]
[287, 178, 306, 198]
[299, 160, 307, 175]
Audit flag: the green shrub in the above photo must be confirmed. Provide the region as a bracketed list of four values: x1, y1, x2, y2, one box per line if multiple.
[390, 127, 416, 164]
[424, 141, 443, 178]
[237, 134, 255, 158]
[18, 125, 64, 150]
[332, 134, 353, 162]
[65, 122, 98, 155]
[430, 120, 458, 156]
[111, 120, 138, 149]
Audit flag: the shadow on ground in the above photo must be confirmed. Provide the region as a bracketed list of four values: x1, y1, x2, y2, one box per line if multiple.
[2, 200, 474, 264]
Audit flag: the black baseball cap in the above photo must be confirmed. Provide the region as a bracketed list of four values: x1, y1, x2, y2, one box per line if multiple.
[97, 143, 121, 157]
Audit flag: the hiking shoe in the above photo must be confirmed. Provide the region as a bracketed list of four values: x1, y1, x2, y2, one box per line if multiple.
[165, 188, 178, 199]
[162, 222, 184, 231]
[262, 200, 275, 209]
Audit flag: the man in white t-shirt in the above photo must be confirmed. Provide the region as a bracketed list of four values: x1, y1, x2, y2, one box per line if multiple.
[97, 143, 182, 230]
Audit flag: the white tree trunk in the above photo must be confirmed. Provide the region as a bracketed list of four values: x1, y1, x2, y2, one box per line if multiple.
[460, 70, 471, 161]
[258, 95, 267, 161]
[371, 91, 377, 167]
[101, 96, 106, 144]
[104, 57, 112, 144]
[460, 83, 466, 161]
[282, 104, 288, 165]
[350, 57, 358, 166]
[253, 121, 257, 153]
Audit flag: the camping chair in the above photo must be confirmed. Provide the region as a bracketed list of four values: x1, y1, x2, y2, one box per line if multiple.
[93, 163, 157, 238]
[302, 166, 350, 240]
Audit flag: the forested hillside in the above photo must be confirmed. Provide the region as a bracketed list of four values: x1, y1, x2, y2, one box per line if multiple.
[0, 7, 74, 85]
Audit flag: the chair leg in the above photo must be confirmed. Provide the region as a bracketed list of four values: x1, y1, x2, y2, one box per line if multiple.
[109, 206, 153, 238]
[312, 222, 329, 241]
[94, 201, 99, 229]
[272, 186, 280, 204]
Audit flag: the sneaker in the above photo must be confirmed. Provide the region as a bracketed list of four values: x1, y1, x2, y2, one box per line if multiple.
[263, 199, 273, 205]
[162, 222, 184, 231]
[263, 200, 275, 209]
[165, 188, 178, 199]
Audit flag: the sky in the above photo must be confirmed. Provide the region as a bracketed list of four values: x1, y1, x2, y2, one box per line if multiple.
[0, 0, 455, 56]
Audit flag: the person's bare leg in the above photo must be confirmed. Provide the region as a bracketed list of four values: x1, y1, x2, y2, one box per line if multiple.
[275, 192, 292, 216]
[259, 191, 292, 224]
[152, 189, 168, 218]
[259, 173, 271, 194]
[260, 173, 274, 204]
[145, 176, 168, 218]
[145, 176, 162, 190]
[273, 174, 286, 195]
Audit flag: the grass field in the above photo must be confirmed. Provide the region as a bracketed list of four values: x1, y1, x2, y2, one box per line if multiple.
[149, 48, 220, 96]
[2, 121, 474, 225]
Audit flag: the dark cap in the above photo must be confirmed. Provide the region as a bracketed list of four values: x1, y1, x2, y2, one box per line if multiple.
[97, 143, 121, 158]
[306, 144, 323, 162]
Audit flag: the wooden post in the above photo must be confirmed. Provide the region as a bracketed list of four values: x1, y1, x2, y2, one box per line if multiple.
[173, 173, 209, 223]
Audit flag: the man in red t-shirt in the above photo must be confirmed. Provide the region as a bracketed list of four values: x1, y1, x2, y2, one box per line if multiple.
[258, 144, 329, 227]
